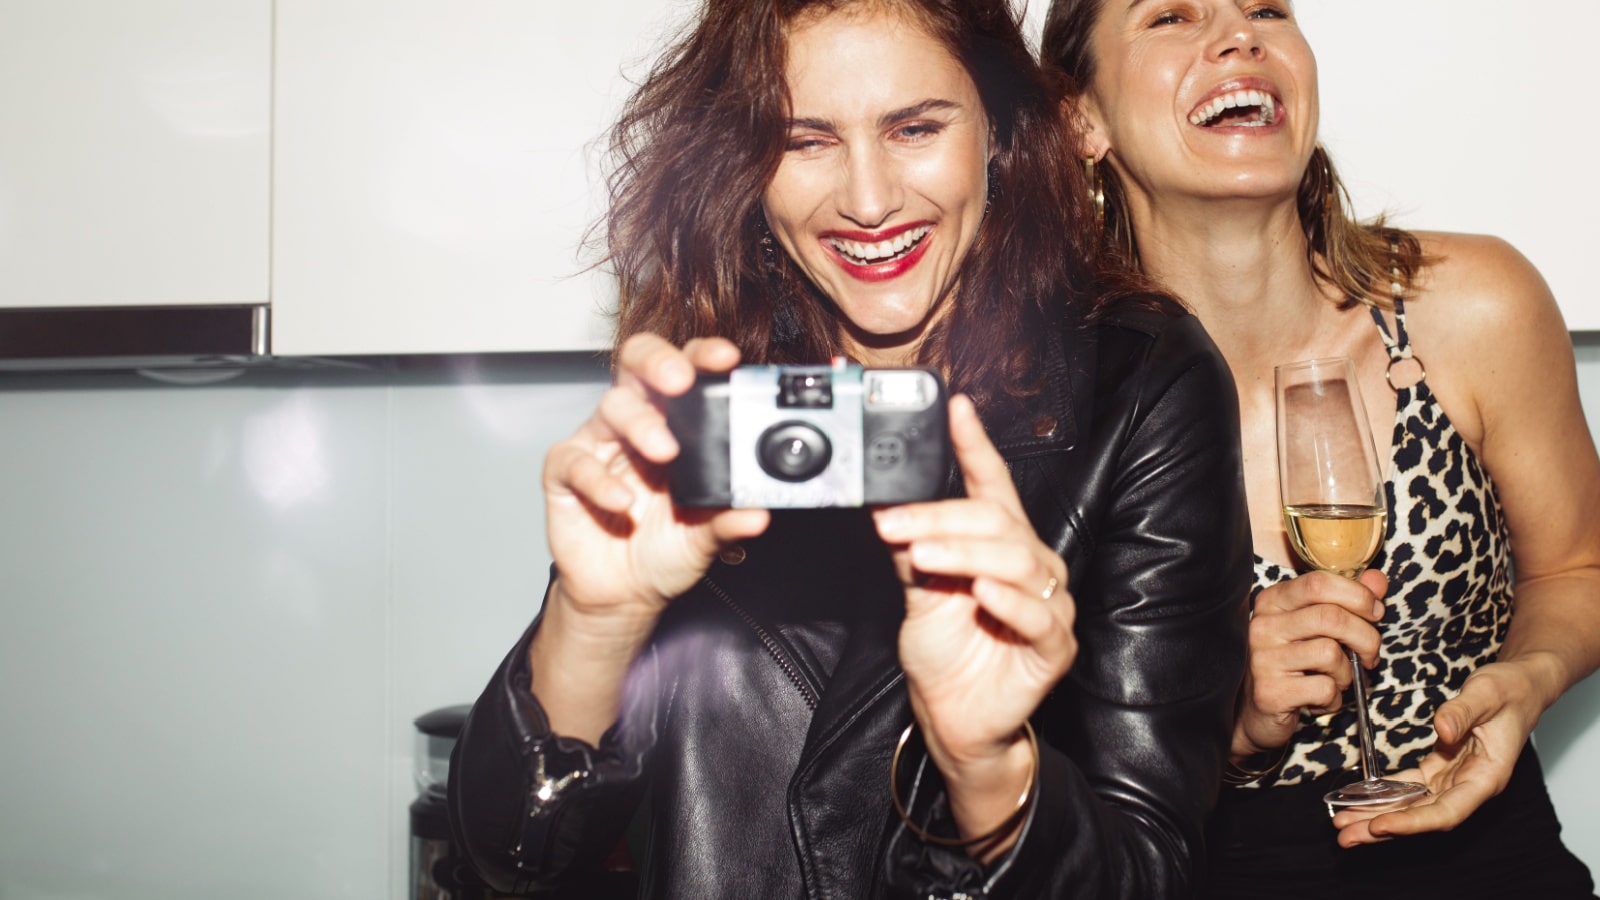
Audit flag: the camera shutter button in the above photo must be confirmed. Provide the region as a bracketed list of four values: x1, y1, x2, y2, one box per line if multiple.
[718, 545, 748, 566]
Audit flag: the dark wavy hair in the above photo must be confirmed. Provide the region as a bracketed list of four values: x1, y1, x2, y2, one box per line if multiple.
[601, 0, 1115, 412]
[1042, 0, 1428, 308]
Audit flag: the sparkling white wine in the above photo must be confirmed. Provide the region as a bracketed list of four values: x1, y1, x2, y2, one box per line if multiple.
[1282, 503, 1385, 577]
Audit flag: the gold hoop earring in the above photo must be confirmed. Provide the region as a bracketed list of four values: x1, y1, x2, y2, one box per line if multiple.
[984, 156, 998, 218]
[1083, 156, 1105, 231]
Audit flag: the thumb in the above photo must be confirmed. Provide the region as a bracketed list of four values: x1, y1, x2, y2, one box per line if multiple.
[947, 394, 1022, 510]
[1355, 568, 1388, 619]
[1434, 690, 1487, 745]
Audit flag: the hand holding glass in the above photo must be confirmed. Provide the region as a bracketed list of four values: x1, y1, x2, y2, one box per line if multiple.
[1275, 357, 1428, 812]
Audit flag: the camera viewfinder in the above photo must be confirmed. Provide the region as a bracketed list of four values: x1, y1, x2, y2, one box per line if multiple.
[778, 373, 834, 409]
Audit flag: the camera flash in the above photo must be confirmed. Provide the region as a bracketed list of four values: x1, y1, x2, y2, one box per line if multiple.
[866, 370, 936, 410]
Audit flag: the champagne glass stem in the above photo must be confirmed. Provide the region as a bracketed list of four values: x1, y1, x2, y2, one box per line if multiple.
[1346, 647, 1382, 782]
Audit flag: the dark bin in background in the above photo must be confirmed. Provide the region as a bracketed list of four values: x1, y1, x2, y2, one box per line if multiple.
[411, 704, 487, 900]
[411, 703, 640, 899]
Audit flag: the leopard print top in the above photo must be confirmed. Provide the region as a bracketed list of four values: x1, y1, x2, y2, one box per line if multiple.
[1243, 300, 1514, 788]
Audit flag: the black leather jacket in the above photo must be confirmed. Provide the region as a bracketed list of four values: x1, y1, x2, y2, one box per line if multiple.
[449, 301, 1251, 899]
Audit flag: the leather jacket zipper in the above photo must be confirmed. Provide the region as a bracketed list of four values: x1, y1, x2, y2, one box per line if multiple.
[702, 576, 819, 711]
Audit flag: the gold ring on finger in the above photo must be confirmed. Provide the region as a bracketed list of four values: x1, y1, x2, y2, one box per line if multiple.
[1040, 576, 1059, 601]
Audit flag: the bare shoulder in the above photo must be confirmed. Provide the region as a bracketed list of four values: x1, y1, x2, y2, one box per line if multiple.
[1403, 239, 1600, 590]
[1402, 231, 1574, 448]
[1408, 231, 1566, 341]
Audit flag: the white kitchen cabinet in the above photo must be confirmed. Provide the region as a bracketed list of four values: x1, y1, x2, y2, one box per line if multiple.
[0, 0, 270, 309]
[271, 1, 685, 355]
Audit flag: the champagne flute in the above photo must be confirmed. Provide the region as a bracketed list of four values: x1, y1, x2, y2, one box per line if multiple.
[1275, 357, 1428, 812]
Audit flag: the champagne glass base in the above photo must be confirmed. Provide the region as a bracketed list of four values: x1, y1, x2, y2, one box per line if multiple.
[1324, 778, 1428, 814]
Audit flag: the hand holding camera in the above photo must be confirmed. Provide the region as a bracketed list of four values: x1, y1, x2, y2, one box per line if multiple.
[537, 333, 1070, 768]
[542, 336, 954, 640]
[875, 393, 1077, 852]
[533, 334, 774, 746]
[541, 335, 771, 622]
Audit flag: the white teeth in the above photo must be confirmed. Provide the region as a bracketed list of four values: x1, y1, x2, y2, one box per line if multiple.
[830, 225, 931, 264]
[1188, 89, 1280, 127]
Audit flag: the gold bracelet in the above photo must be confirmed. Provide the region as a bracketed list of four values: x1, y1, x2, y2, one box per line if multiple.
[888, 720, 1039, 848]
[1221, 742, 1291, 785]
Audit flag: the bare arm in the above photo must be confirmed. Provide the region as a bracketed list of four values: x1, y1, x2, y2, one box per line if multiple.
[530, 334, 769, 744]
[449, 333, 771, 892]
[876, 395, 1075, 861]
[1336, 233, 1600, 843]
[1468, 234, 1600, 714]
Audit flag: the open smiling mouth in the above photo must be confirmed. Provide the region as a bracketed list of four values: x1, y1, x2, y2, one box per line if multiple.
[829, 225, 932, 266]
[1189, 90, 1280, 128]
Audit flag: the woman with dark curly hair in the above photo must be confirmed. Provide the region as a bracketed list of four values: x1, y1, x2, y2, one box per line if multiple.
[447, 1, 1251, 896]
[1044, 1, 1600, 897]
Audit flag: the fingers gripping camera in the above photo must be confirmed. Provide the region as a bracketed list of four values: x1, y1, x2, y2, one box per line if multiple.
[664, 362, 951, 508]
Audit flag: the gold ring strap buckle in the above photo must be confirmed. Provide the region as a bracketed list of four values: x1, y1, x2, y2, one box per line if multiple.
[1385, 354, 1426, 392]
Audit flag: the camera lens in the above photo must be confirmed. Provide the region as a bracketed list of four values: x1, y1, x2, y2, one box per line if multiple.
[757, 421, 833, 482]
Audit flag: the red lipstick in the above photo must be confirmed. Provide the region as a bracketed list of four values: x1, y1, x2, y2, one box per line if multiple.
[821, 222, 934, 283]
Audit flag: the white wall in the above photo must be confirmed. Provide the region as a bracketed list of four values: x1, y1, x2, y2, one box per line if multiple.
[1299, 0, 1600, 331]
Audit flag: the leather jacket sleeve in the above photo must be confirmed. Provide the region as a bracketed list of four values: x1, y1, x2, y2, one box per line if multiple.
[885, 309, 1252, 899]
[446, 586, 662, 895]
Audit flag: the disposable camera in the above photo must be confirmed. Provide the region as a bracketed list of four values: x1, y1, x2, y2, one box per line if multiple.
[663, 361, 950, 508]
